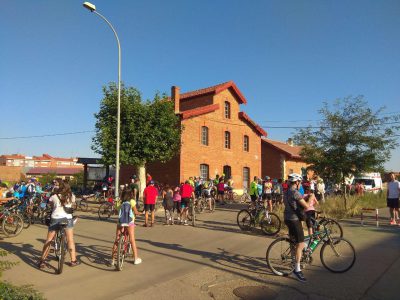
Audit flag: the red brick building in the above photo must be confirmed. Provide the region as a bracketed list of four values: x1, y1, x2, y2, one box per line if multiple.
[146, 81, 266, 190]
[0, 154, 82, 169]
[261, 138, 310, 180]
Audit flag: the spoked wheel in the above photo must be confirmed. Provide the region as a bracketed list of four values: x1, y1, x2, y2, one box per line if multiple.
[195, 199, 205, 214]
[98, 202, 112, 220]
[320, 237, 356, 273]
[22, 212, 33, 229]
[321, 219, 343, 238]
[260, 212, 281, 236]
[209, 198, 216, 212]
[57, 234, 67, 274]
[79, 200, 89, 212]
[237, 209, 253, 231]
[2, 213, 24, 237]
[117, 233, 129, 271]
[266, 237, 295, 276]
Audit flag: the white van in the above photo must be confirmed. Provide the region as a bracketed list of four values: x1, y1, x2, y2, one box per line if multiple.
[352, 172, 383, 193]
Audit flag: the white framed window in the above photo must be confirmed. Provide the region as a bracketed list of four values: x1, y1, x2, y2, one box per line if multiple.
[224, 101, 231, 119]
[244, 135, 249, 152]
[201, 126, 209, 146]
[200, 164, 209, 180]
[224, 131, 231, 149]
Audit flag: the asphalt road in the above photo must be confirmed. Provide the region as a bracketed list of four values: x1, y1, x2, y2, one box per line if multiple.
[1, 202, 399, 300]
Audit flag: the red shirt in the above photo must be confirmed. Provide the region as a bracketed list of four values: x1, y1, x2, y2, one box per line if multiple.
[217, 182, 225, 192]
[180, 184, 193, 198]
[143, 185, 158, 204]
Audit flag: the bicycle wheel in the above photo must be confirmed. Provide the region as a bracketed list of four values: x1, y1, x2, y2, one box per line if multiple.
[117, 233, 128, 271]
[237, 209, 253, 231]
[323, 219, 343, 238]
[79, 200, 89, 212]
[240, 193, 250, 203]
[320, 237, 356, 273]
[260, 212, 281, 236]
[57, 232, 67, 274]
[195, 199, 205, 214]
[266, 237, 295, 276]
[98, 202, 112, 220]
[22, 212, 33, 229]
[191, 200, 196, 226]
[2, 213, 24, 237]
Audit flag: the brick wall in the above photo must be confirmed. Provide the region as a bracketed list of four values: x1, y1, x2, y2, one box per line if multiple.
[0, 166, 24, 182]
[261, 142, 285, 179]
[147, 155, 181, 186]
[180, 95, 213, 111]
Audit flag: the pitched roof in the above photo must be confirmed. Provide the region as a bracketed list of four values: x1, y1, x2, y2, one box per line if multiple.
[1, 154, 26, 159]
[238, 112, 267, 137]
[181, 103, 220, 120]
[180, 81, 248, 104]
[261, 138, 302, 159]
[26, 167, 82, 175]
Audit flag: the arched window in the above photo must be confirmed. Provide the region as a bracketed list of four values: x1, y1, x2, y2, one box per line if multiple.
[201, 126, 209, 146]
[200, 164, 209, 180]
[223, 165, 232, 180]
[224, 131, 231, 149]
[243, 167, 250, 189]
[224, 101, 231, 119]
[243, 135, 249, 152]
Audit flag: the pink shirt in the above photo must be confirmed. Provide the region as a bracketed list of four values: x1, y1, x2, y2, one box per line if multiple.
[305, 195, 317, 212]
[217, 182, 225, 192]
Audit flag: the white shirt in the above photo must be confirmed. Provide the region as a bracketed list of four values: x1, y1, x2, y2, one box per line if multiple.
[387, 181, 400, 199]
[50, 193, 75, 219]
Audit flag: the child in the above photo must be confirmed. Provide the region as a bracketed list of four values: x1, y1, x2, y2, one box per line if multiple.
[162, 185, 174, 225]
[304, 186, 319, 236]
[111, 188, 142, 266]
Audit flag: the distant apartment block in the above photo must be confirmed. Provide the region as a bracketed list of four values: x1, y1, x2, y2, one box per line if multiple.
[0, 154, 82, 169]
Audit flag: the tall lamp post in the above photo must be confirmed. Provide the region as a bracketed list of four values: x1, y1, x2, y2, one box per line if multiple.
[83, 2, 121, 199]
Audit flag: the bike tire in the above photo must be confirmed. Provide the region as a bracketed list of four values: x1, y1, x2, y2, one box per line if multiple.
[266, 236, 295, 276]
[240, 193, 250, 203]
[260, 212, 281, 236]
[321, 219, 343, 238]
[58, 233, 67, 274]
[116, 234, 128, 271]
[237, 209, 253, 231]
[80, 200, 89, 212]
[98, 202, 112, 220]
[209, 197, 216, 212]
[320, 237, 356, 273]
[22, 212, 33, 229]
[2, 213, 24, 237]
[191, 200, 196, 227]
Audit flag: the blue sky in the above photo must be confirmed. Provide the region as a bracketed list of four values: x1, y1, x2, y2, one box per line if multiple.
[0, 0, 399, 170]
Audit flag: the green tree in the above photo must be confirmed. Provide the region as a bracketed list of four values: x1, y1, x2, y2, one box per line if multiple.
[293, 96, 400, 208]
[92, 83, 182, 176]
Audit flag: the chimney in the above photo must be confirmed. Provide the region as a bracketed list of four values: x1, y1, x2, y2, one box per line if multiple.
[287, 138, 294, 147]
[171, 86, 180, 114]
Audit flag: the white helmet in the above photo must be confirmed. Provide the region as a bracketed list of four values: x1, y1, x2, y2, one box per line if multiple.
[288, 173, 302, 182]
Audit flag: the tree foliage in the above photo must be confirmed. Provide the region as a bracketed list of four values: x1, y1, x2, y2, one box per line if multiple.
[294, 96, 400, 185]
[92, 83, 182, 167]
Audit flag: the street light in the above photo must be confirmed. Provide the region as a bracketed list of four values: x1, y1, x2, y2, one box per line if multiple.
[83, 2, 122, 199]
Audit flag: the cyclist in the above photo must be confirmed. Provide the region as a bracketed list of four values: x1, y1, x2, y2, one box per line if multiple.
[249, 176, 259, 208]
[111, 187, 142, 266]
[217, 178, 226, 205]
[263, 176, 273, 211]
[180, 180, 195, 225]
[130, 175, 140, 209]
[143, 180, 158, 227]
[37, 179, 79, 269]
[283, 173, 309, 282]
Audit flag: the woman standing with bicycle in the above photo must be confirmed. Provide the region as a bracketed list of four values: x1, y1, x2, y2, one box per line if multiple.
[37, 179, 79, 269]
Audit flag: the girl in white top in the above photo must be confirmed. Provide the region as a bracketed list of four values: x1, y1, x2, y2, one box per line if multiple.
[38, 179, 78, 269]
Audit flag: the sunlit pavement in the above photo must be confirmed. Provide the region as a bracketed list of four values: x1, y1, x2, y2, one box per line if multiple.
[1, 203, 399, 300]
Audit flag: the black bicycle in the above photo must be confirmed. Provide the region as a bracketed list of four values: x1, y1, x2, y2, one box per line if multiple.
[53, 220, 68, 274]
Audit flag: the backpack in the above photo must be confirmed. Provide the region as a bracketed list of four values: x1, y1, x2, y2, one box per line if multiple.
[118, 201, 132, 225]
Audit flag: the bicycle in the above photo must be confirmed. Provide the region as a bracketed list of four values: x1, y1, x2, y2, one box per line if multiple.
[187, 197, 196, 226]
[237, 200, 281, 236]
[98, 197, 119, 220]
[73, 197, 89, 212]
[315, 211, 343, 238]
[0, 208, 24, 237]
[240, 188, 251, 203]
[52, 219, 69, 274]
[266, 217, 356, 276]
[116, 227, 132, 271]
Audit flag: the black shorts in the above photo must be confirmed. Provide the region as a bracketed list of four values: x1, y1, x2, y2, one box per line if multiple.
[285, 219, 304, 243]
[173, 201, 181, 212]
[144, 204, 155, 211]
[387, 198, 399, 209]
[263, 193, 272, 200]
[181, 197, 190, 208]
[250, 194, 258, 202]
[305, 211, 316, 229]
[218, 190, 224, 195]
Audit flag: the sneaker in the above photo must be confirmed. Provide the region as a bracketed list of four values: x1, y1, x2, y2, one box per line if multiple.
[293, 271, 307, 283]
[69, 260, 80, 267]
[183, 221, 189, 226]
[134, 257, 142, 265]
[390, 220, 397, 225]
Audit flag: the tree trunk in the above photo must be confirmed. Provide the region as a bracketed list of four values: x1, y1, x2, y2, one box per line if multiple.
[137, 164, 146, 200]
[342, 178, 348, 210]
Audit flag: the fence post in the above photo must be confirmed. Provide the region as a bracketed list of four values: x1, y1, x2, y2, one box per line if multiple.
[361, 211, 364, 226]
[376, 208, 379, 227]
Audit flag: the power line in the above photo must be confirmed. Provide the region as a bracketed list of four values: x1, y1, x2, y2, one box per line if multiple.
[0, 130, 95, 140]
